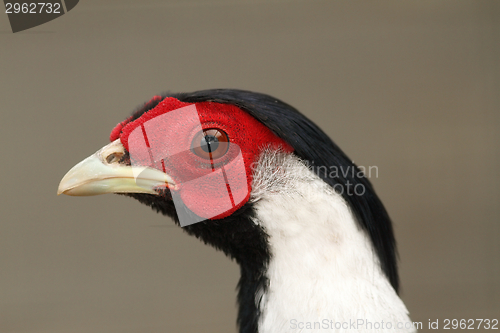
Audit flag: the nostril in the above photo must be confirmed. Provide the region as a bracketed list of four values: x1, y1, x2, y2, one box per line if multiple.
[106, 152, 123, 164]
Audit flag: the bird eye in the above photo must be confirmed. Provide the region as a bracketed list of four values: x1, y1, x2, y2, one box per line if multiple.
[191, 129, 229, 160]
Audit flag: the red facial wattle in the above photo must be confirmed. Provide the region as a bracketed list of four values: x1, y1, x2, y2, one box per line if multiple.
[110, 97, 293, 220]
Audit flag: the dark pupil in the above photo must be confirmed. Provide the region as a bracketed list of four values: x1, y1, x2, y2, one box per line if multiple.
[200, 135, 219, 153]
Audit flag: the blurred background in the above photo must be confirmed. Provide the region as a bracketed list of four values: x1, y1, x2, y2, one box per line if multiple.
[1, 1, 498, 332]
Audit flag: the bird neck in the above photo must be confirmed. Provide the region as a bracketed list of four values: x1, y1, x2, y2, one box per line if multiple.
[245, 151, 415, 333]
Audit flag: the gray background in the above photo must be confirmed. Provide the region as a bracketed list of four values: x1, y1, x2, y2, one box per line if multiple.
[1, 1, 498, 332]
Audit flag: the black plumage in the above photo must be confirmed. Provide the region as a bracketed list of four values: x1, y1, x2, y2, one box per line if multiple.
[119, 89, 398, 333]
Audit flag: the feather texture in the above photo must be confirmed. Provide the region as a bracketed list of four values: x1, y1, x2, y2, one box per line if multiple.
[250, 150, 415, 332]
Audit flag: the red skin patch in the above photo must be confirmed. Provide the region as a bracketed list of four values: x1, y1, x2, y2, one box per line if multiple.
[110, 97, 293, 220]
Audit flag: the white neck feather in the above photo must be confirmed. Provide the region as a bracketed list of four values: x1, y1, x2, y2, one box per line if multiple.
[249, 151, 416, 333]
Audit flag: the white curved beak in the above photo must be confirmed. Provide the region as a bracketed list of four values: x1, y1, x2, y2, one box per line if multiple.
[57, 140, 175, 196]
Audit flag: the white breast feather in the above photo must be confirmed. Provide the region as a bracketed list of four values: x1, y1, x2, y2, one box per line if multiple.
[249, 149, 416, 333]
